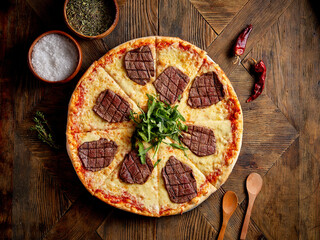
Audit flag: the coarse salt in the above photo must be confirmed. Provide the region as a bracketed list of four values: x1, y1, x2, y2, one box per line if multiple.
[31, 33, 78, 82]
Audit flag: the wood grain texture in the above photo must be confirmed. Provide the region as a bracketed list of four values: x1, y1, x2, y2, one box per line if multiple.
[13, 135, 71, 239]
[156, 208, 217, 240]
[44, 193, 111, 240]
[190, 0, 249, 34]
[102, 0, 158, 50]
[97, 209, 156, 240]
[158, 0, 216, 50]
[206, 0, 293, 76]
[297, 0, 320, 237]
[246, 138, 300, 239]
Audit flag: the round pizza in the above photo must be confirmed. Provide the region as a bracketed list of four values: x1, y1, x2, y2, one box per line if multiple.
[66, 36, 243, 217]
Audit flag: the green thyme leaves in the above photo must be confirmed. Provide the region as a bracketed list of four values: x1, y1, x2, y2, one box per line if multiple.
[30, 111, 60, 149]
[130, 94, 188, 165]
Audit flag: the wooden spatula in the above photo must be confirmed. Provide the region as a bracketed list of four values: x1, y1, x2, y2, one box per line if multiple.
[240, 173, 263, 239]
[217, 191, 238, 240]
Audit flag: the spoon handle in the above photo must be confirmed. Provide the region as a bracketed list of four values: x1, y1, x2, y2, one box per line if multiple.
[217, 221, 227, 240]
[240, 194, 256, 240]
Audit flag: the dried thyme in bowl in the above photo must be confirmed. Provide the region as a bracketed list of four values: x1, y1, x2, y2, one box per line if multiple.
[66, 0, 115, 36]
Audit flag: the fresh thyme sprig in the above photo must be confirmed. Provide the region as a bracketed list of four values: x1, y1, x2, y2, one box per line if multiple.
[130, 94, 188, 165]
[30, 111, 60, 149]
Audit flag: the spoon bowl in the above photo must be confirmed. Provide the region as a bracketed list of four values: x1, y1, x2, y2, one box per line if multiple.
[223, 191, 238, 214]
[218, 191, 238, 240]
[246, 172, 263, 195]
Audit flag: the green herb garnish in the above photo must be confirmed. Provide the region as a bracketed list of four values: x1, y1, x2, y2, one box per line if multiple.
[153, 159, 161, 167]
[30, 111, 60, 149]
[66, 0, 115, 36]
[130, 94, 188, 165]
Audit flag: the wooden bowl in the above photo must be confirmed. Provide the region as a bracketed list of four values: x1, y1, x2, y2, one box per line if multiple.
[28, 30, 83, 84]
[63, 0, 119, 39]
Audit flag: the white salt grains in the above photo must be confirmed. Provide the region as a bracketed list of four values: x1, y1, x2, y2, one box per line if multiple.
[31, 34, 79, 82]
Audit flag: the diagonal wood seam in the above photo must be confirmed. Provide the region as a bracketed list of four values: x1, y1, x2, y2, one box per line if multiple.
[157, 0, 217, 49]
[42, 193, 114, 240]
[189, 1, 217, 48]
[187, 0, 219, 37]
[238, 136, 300, 239]
[188, 0, 247, 36]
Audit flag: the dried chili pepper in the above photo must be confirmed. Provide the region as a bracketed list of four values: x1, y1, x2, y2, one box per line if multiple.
[247, 59, 266, 102]
[233, 24, 253, 64]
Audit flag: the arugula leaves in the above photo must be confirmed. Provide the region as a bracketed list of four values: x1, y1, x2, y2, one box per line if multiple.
[130, 94, 188, 165]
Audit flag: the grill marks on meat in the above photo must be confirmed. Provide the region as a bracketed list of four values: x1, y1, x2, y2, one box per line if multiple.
[78, 138, 118, 172]
[153, 67, 190, 105]
[93, 89, 132, 123]
[124, 45, 155, 85]
[180, 125, 216, 157]
[187, 71, 225, 108]
[162, 156, 197, 203]
[119, 150, 154, 184]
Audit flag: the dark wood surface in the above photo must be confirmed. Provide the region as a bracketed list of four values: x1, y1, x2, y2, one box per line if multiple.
[0, 0, 319, 239]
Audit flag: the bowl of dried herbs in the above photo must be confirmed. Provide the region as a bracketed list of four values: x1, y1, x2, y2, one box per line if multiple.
[64, 0, 119, 39]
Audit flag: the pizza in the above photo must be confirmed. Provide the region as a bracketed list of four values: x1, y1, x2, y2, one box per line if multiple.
[66, 36, 243, 217]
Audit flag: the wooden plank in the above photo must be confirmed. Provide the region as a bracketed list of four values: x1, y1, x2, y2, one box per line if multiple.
[158, 0, 216, 50]
[190, 0, 249, 34]
[97, 209, 156, 240]
[44, 193, 111, 240]
[0, 79, 13, 239]
[244, 138, 300, 239]
[13, 134, 71, 239]
[206, 0, 293, 76]
[102, 0, 159, 49]
[156, 208, 217, 240]
[0, 6, 15, 238]
[297, 0, 320, 237]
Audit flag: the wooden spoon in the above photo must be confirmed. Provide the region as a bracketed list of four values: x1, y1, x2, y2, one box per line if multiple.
[240, 173, 263, 240]
[217, 191, 238, 240]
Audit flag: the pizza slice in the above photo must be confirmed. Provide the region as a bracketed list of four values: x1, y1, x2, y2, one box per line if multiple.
[179, 120, 243, 188]
[67, 63, 141, 133]
[154, 37, 206, 105]
[94, 147, 160, 217]
[157, 143, 216, 216]
[98, 37, 157, 110]
[177, 56, 242, 122]
[66, 128, 134, 194]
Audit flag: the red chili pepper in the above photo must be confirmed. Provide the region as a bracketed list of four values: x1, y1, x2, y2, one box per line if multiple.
[247, 60, 266, 102]
[233, 24, 253, 64]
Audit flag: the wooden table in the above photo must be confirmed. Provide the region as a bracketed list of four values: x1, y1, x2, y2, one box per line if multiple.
[1, 0, 319, 239]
